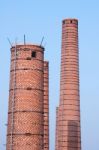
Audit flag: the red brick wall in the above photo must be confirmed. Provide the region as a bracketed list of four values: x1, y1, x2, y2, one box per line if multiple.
[6, 45, 44, 150]
[44, 61, 49, 150]
[57, 19, 81, 150]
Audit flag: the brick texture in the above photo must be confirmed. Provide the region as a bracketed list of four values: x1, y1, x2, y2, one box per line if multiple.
[44, 61, 49, 150]
[56, 19, 81, 150]
[6, 45, 44, 150]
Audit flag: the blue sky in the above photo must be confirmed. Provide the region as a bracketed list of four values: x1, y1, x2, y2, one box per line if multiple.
[0, 0, 99, 149]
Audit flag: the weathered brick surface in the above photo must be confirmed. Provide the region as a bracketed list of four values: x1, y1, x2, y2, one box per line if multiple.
[44, 61, 49, 150]
[6, 45, 44, 150]
[56, 19, 81, 150]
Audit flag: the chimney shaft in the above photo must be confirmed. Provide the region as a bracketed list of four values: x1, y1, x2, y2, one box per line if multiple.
[6, 44, 44, 150]
[57, 19, 81, 150]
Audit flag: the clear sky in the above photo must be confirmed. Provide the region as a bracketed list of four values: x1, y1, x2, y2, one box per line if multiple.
[0, 0, 99, 150]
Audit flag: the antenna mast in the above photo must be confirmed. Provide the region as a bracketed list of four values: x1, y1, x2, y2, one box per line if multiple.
[40, 36, 44, 46]
[7, 38, 12, 47]
[24, 34, 26, 45]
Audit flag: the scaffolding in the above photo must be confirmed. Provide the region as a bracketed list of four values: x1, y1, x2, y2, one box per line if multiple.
[10, 44, 17, 150]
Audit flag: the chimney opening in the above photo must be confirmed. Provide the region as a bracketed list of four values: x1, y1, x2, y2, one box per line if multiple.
[32, 51, 36, 58]
[26, 57, 31, 60]
[63, 20, 65, 24]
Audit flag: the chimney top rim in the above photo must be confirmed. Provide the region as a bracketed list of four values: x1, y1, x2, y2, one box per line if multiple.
[11, 43, 44, 50]
[62, 18, 78, 22]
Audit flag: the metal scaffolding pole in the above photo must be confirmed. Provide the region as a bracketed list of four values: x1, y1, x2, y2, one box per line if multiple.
[10, 44, 17, 150]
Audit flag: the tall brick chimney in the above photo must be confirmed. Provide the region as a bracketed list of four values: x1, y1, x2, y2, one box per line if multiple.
[6, 44, 44, 150]
[56, 19, 81, 150]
